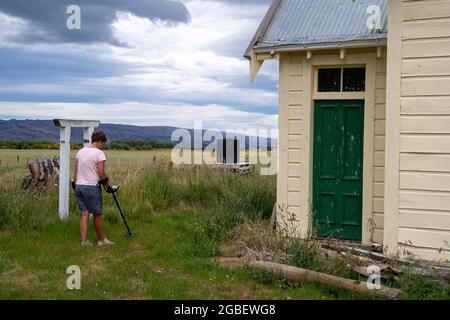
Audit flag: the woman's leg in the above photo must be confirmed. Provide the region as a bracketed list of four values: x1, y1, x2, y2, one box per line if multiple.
[80, 213, 89, 242]
[93, 214, 106, 241]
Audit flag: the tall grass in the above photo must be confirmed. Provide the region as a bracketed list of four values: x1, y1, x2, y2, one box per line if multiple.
[0, 163, 276, 244]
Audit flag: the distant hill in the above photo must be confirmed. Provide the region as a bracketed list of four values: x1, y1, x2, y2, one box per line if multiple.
[0, 119, 276, 148]
[0, 119, 178, 143]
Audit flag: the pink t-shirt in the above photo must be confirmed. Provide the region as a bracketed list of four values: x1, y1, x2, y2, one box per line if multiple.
[76, 147, 107, 186]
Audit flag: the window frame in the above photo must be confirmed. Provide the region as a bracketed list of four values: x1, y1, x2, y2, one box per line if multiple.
[314, 65, 366, 100]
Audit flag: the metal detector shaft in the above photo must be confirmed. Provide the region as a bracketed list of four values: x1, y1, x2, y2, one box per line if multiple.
[111, 192, 133, 236]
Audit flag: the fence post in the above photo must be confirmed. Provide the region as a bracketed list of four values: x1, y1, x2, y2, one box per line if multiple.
[58, 126, 71, 220]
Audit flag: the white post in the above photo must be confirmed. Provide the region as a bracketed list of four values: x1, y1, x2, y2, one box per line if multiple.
[83, 126, 94, 148]
[59, 126, 71, 219]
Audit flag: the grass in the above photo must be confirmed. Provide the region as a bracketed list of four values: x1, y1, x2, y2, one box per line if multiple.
[1, 149, 448, 300]
[0, 148, 359, 299]
[0, 209, 365, 300]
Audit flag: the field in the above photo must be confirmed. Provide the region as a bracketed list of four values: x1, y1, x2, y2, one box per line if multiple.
[0, 149, 448, 300]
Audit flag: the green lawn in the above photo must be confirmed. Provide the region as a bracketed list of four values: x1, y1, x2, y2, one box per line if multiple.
[0, 149, 396, 300]
[0, 209, 363, 300]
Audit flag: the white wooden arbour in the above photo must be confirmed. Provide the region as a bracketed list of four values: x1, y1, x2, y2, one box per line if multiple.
[53, 119, 100, 219]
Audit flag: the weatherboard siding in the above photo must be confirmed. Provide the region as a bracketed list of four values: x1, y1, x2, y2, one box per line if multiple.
[277, 52, 309, 238]
[372, 53, 387, 244]
[287, 53, 307, 237]
[385, 0, 450, 261]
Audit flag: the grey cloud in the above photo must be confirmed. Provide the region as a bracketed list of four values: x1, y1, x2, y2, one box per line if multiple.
[0, 0, 190, 46]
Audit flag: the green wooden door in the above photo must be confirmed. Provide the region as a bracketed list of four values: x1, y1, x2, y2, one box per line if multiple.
[313, 100, 364, 240]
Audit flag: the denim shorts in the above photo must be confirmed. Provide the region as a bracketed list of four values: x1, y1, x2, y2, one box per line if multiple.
[75, 185, 103, 215]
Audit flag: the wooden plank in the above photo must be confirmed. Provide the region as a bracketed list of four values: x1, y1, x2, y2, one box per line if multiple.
[375, 103, 386, 120]
[289, 53, 303, 66]
[373, 182, 385, 197]
[372, 228, 384, 244]
[398, 227, 450, 250]
[397, 244, 450, 261]
[400, 171, 450, 192]
[403, 0, 450, 20]
[289, 91, 303, 105]
[376, 88, 386, 104]
[399, 209, 450, 231]
[288, 191, 301, 206]
[402, 19, 450, 40]
[399, 190, 450, 211]
[289, 75, 303, 91]
[289, 59, 303, 76]
[374, 166, 385, 182]
[288, 120, 302, 135]
[401, 116, 450, 133]
[400, 135, 450, 153]
[288, 163, 301, 177]
[400, 153, 450, 172]
[402, 77, 450, 96]
[374, 136, 385, 151]
[372, 213, 384, 229]
[374, 151, 385, 167]
[375, 120, 386, 135]
[402, 96, 450, 114]
[289, 106, 303, 120]
[288, 177, 301, 192]
[376, 73, 387, 89]
[288, 149, 301, 163]
[288, 135, 303, 149]
[376, 60, 387, 73]
[373, 197, 384, 213]
[403, 38, 450, 58]
[402, 57, 450, 77]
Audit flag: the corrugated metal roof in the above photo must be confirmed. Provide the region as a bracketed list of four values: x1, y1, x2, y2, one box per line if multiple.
[246, 0, 387, 56]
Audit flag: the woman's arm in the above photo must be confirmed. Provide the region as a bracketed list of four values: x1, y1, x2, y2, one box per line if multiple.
[97, 160, 108, 184]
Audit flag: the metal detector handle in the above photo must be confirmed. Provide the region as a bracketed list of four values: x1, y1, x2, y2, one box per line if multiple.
[103, 184, 120, 194]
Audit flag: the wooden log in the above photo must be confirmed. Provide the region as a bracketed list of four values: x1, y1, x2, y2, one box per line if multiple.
[29, 163, 38, 179]
[249, 260, 407, 300]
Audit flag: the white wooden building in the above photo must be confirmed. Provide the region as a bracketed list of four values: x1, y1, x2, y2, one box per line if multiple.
[246, 0, 450, 262]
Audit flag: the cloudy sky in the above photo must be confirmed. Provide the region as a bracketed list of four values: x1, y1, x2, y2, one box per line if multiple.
[0, 0, 278, 130]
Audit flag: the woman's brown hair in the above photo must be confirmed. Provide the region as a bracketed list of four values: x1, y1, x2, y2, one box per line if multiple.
[91, 130, 107, 143]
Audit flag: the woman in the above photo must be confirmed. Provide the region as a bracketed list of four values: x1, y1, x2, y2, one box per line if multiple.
[72, 130, 114, 246]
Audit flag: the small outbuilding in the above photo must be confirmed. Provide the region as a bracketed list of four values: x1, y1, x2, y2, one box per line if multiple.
[246, 0, 450, 261]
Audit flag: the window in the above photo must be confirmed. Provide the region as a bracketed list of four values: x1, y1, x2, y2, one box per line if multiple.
[317, 67, 365, 93]
[343, 67, 365, 92]
[318, 68, 341, 92]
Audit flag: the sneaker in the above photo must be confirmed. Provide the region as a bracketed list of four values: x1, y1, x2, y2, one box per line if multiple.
[98, 238, 115, 246]
[81, 240, 93, 246]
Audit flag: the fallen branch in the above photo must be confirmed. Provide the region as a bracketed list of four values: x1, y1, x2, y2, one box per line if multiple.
[250, 260, 407, 300]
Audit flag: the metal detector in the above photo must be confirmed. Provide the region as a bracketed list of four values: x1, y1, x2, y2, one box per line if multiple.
[103, 185, 136, 238]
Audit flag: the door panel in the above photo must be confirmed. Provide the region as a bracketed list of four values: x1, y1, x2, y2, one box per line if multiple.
[318, 105, 338, 179]
[313, 100, 364, 240]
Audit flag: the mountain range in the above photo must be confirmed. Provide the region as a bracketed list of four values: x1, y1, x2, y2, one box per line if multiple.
[0, 119, 275, 147]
